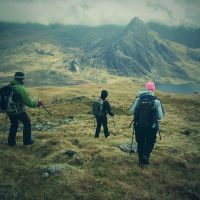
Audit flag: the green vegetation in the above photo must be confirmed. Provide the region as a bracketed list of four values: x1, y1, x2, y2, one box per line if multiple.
[0, 80, 200, 200]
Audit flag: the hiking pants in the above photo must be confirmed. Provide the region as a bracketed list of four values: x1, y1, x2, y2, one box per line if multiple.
[134, 126, 157, 163]
[95, 115, 109, 138]
[8, 112, 32, 146]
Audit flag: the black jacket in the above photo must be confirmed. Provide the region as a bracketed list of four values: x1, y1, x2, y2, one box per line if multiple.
[102, 99, 114, 116]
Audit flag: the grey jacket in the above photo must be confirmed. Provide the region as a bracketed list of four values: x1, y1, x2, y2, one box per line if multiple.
[130, 89, 164, 127]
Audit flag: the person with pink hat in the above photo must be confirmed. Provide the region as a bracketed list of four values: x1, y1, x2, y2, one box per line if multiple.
[130, 81, 164, 166]
[145, 81, 156, 91]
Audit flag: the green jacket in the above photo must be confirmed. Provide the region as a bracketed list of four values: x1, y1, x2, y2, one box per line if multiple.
[9, 79, 38, 114]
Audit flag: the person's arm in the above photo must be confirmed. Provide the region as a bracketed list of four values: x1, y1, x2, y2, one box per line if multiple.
[130, 97, 139, 115]
[155, 99, 164, 120]
[105, 101, 114, 116]
[15, 85, 38, 108]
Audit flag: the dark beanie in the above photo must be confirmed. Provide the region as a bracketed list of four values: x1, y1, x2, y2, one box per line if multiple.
[14, 72, 25, 80]
[101, 90, 108, 99]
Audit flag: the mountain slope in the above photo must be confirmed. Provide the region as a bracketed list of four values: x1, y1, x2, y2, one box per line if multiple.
[0, 19, 200, 83]
[147, 22, 200, 49]
[88, 17, 198, 80]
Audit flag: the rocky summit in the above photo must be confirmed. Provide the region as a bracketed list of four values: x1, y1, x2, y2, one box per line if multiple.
[0, 17, 200, 85]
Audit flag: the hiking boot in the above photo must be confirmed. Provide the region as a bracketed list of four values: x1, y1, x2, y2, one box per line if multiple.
[105, 133, 110, 138]
[8, 143, 16, 147]
[142, 156, 149, 165]
[24, 141, 34, 145]
[138, 154, 149, 165]
[8, 139, 16, 147]
[138, 162, 149, 168]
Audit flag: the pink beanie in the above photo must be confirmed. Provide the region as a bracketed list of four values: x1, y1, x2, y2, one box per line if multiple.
[145, 81, 155, 91]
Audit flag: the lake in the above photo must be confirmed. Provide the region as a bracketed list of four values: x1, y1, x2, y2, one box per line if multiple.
[156, 83, 200, 94]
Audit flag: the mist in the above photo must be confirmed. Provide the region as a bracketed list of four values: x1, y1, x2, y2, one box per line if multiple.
[0, 0, 199, 26]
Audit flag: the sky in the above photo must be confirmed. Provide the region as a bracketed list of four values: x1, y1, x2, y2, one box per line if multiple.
[0, 0, 199, 27]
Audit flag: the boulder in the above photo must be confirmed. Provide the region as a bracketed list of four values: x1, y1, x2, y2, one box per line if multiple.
[118, 143, 137, 153]
[63, 150, 77, 158]
[69, 60, 79, 72]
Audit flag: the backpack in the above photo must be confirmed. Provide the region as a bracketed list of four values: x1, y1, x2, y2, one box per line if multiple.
[134, 95, 157, 128]
[0, 85, 17, 113]
[92, 98, 105, 116]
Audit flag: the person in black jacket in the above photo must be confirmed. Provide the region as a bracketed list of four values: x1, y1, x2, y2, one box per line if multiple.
[93, 90, 114, 138]
[130, 81, 164, 165]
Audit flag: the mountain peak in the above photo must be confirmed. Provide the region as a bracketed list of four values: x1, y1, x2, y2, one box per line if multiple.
[125, 17, 147, 33]
[129, 17, 143, 25]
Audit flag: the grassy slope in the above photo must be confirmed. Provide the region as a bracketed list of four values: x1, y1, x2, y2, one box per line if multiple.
[0, 79, 200, 200]
[149, 31, 200, 82]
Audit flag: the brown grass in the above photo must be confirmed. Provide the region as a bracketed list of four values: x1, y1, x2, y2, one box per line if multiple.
[0, 79, 200, 200]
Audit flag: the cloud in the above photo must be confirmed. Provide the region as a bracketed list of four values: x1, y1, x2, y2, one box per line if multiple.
[146, 0, 200, 26]
[0, 0, 199, 27]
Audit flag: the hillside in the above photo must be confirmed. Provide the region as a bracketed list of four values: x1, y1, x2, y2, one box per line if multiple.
[147, 22, 200, 49]
[89, 18, 200, 81]
[92, 18, 178, 76]
[0, 79, 200, 200]
[0, 18, 200, 83]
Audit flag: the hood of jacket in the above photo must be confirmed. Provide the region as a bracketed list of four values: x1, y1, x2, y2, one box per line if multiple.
[137, 89, 154, 97]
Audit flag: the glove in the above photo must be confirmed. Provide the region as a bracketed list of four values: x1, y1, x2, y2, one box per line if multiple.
[111, 113, 114, 117]
[38, 100, 44, 107]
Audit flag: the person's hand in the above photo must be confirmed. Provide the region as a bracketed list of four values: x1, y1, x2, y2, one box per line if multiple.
[111, 113, 114, 117]
[38, 100, 44, 107]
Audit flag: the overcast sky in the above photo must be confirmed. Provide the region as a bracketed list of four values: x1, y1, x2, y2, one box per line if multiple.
[0, 0, 199, 27]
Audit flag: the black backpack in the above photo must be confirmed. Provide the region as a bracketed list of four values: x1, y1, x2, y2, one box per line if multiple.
[0, 85, 16, 113]
[134, 95, 157, 128]
[92, 98, 104, 116]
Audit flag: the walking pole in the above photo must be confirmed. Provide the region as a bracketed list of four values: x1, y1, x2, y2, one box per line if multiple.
[130, 128, 135, 156]
[40, 103, 65, 127]
[3, 114, 8, 139]
[129, 118, 134, 128]
[112, 117, 115, 129]
[159, 130, 162, 140]
[129, 118, 134, 156]
[42, 104, 53, 117]
[92, 95, 96, 128]
[157, 121, 161, 140]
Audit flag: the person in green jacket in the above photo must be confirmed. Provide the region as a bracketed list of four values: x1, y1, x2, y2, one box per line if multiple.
[7, 72, 44, 146]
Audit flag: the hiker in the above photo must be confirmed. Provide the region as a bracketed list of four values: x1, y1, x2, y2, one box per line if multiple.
[130, 81, 164, 165]
[6, 72, 44, 146]
[93, 90, 114, 138]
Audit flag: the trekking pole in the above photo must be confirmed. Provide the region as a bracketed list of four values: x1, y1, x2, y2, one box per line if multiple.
[159, 130, 162, 140]
[92, 95, 96, 128]
[42, 104, 69, 127]
[42, 104, 53, 117]
[157, 120, 161, 140]
[93, 116, 96, 128]
[130, 128, 135, 156]
[129, 118, 134, 128]
[112, 117, 116, 129]
[42, 104, 63, 123]
[3, 114, 8, 139]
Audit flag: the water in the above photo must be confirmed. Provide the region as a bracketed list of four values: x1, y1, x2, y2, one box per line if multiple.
[156, 83, 200, 94]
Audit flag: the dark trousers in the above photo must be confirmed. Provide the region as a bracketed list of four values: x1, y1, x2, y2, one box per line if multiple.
[8, 112, 32, 146]
[134, 126, 157, 164]
[95, 115, 109, 138]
